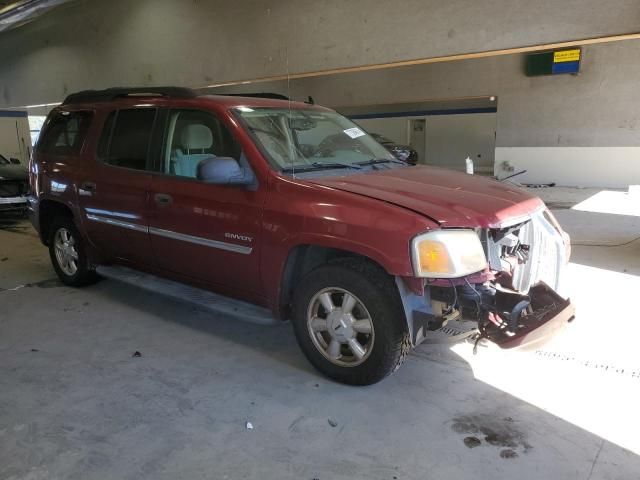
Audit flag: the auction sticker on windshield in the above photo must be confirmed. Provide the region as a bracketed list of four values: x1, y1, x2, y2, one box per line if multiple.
[343, 127, 366, 139]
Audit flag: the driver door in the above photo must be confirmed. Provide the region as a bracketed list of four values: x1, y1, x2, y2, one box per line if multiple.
[148, 108, 265, 300]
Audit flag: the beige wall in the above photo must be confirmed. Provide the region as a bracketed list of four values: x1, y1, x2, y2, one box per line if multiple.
[1, 0, 640, 107]
[2, 0, 639, 186]
[424, 113, 497, 173]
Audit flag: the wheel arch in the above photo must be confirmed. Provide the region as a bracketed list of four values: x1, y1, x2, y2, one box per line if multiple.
[277, 243, 396, 321]
[38, 199, 75, 245]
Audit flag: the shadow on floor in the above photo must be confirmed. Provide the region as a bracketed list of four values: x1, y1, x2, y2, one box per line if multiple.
[92, 278, 313, 375]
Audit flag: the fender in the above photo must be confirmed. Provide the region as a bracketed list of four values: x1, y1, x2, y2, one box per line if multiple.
[259, 176, 438, 316]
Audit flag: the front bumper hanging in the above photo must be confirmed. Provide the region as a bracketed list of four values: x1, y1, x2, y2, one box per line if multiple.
[398, 277, 575, 350]
[477, 282, 575, 350]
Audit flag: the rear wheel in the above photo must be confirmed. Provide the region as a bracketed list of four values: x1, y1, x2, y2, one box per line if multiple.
[292, 260, 410, 385]
[48, 216, 96, 286]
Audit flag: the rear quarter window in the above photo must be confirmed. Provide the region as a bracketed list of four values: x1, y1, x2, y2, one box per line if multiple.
[36, 111, 93, 156]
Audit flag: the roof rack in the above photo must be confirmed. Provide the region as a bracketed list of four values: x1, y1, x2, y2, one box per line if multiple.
[62, 87, 198, 105]
[220, 92, 290, 101]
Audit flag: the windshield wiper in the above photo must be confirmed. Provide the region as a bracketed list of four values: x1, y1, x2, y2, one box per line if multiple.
[280, 162, 362, 174]
[356, 158, 408, 167]
[311, 161, 361, 170]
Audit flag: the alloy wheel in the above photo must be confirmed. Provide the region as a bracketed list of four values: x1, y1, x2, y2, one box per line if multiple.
[53, 227, 79, 276]
[306, 287, 375, 367]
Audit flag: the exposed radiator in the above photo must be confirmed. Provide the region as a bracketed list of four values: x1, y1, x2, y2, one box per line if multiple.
[484, 208, 567, 294]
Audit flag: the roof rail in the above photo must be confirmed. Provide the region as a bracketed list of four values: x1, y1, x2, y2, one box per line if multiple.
[220, 92, 290, 101]
[62, 87, 198, 105]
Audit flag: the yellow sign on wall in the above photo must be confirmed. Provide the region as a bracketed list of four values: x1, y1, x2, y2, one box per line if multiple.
[553, 49, 581, 63]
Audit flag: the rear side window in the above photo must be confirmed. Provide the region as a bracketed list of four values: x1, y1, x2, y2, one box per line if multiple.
[98, 109, 157, 170]
[37, 111, 93, 155]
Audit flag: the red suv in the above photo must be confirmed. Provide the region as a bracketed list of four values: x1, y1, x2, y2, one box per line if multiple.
[28, 87, 574, 385]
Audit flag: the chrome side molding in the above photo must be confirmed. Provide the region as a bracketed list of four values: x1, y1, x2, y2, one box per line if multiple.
[86, 214, 252, 254]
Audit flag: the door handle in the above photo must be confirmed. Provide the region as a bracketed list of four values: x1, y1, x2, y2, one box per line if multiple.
[79, 181, 97, 193]
[154, 193, 173, 206]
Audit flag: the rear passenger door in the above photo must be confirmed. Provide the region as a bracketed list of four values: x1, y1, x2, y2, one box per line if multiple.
[147, 108, 265, 301]
[77, 108, 161, 267]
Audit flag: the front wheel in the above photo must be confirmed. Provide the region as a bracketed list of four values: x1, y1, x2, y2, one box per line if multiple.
[292, 260, 410, 385]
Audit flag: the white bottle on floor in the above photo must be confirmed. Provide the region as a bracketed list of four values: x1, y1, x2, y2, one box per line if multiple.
[465, 156, 474, 175]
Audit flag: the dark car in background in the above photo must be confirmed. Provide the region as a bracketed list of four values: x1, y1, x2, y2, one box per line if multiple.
[370, 133, 418, 165]
[0, 154, 28, 216]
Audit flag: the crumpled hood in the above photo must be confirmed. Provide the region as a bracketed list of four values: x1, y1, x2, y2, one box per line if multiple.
[0, 164, 28, 181]
[308, 166, 544, 228]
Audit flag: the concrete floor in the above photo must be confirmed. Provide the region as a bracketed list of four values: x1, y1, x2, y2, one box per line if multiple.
[1, 190, 639, 479]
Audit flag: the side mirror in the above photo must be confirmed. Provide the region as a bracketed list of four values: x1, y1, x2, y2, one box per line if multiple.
[196, 156, 254, 185]
[9, 158, 20, 165]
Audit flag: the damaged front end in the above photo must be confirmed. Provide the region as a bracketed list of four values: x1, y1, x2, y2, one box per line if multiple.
[399, 208, 575, 350]
[0, 172, 29, 215]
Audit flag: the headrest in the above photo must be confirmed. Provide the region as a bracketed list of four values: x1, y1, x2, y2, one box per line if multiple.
[181, 124, 213, 150]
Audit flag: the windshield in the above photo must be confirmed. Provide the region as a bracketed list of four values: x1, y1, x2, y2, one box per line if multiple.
[0, 155, 8, 165]
[234, 107, 398, 174]
[371, 133, 392, 143]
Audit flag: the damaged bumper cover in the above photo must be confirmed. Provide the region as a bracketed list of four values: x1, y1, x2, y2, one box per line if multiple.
[397, 278, 575, 350]
[477, 282, 575, 350]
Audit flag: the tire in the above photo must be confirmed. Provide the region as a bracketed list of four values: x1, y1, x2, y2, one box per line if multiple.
[292, 259, 410, 385]
[48, 215, 97, 287]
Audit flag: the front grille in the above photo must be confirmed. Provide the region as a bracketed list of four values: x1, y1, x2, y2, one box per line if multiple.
[485, 209, 566, 293]
[0, 180, 27, 198]
[511, 209, 566, 292]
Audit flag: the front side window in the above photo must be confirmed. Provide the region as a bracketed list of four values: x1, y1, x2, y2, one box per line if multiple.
[37, 111, 93, 155]
[162, 109, 241, 178]
[98, 109, 157, 170]
[234, 107, 400, 175]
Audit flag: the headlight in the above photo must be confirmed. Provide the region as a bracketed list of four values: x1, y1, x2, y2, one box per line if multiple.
[411, 230, 487, 278]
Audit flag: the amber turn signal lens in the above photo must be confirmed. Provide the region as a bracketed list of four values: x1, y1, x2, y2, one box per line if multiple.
[417, 240, 453, 274]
